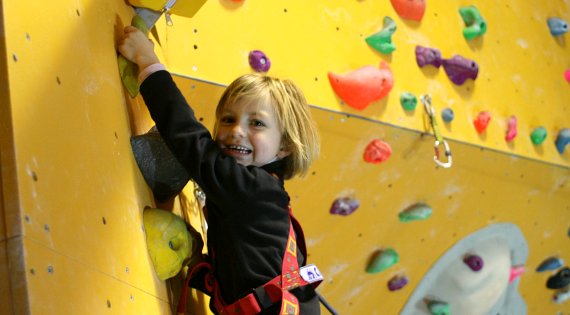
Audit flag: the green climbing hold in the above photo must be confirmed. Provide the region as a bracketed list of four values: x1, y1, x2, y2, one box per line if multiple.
[399, 203, 432, 222]
[365, 16, 397, 54]
[530, 126, 547, 145]
[459, 6, 486, 40]
[118, 15, 150, 98]
[400, 92, 418, 111]
[428, 300, 450, 315]
[366, 248, 399, 274]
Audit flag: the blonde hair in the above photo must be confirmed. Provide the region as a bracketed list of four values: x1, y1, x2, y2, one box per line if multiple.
[213, 73, 320, 179]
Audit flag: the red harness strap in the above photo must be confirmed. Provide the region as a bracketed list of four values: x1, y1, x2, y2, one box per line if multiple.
[177, 211, 322, 315]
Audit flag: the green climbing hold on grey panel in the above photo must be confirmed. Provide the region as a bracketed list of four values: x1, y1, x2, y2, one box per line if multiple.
[530, 126, 547, 145]
[399, 203, 432, 222]
[365, 16, 397, 54]
[427, 300, 450, 315]
[400, 92, 418, 111]
[366, 248, 399, 274]
[118, 15, 150, 98]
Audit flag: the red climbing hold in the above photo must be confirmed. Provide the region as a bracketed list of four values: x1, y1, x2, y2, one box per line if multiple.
[390, 0, 426, 22]
[565, 69, 570, 83]
[328, 62, 394, 110]
[363, 139, 392, 164]
[474, 111, 491, 134]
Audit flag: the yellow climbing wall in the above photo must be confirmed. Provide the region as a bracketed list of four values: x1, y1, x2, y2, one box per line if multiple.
[0, 1, 569, 315]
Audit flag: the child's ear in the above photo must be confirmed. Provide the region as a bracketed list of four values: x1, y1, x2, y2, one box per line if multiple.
[277, 142, 292, 159]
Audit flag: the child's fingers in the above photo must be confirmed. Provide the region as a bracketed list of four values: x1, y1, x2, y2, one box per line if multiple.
[124, 25, 139, 33]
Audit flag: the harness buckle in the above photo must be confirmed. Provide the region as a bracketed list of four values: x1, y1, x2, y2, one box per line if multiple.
[299, 264, 323, 284]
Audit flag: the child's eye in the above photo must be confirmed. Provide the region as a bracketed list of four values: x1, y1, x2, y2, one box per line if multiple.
[220, 116, 235, 124]
[251, 120, 266, 127]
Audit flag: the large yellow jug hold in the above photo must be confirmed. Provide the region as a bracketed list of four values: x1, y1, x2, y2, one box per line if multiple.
[127, 0, 208, 18]
[143, 208, 202, 280]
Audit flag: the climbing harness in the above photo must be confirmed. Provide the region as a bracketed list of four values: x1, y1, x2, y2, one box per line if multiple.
[177, 206, 324, 315]
[421, 94, 453, 168]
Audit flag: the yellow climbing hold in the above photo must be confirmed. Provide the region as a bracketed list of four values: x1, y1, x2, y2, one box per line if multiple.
[143, 208, 194, 280]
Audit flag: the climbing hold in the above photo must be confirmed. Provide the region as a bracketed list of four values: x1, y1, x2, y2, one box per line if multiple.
[509, 265, 525, 283]
[400, 92, 418, 111]
[415, 45, 443, 68]
[546, 267, 570, 289]
[366, 248, 399, 274]
[459, 6, 487, 40]
[131, 127, 191, 202]
[248, 50, 271, 72]
[143, 208, 201, 280]
[530, 127, 547, 145]
[505, 115, 517, 142]
[399, 203, 432, 222]
[329, 197, 360, 216]
[365, 16, 397, 54]
[536, 257, 564, 272]
[118, 15, 150, 98]
[390, 0, 426, 22]
[442, 55, 479, 85]
[473, 111, 491, 134]
[547, 17, 568, 36]
[441, 108, 454, 123]
[463, 255, 484, 272]
[427, 300, 450, 315]
[555, 128, 570, 154]
[388, 275, 409, 291]
[553, 289, 570, 304]
[328, 62, 394, 110]
[363, 139, 392, 164]
[565, 69, 570, 83]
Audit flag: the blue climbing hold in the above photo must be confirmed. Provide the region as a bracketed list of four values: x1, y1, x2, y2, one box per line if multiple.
[555, 128, 570, 154]
[536, 257, 564, 272]
[441, 108, 454, 123]
[547, 17, 569, 36]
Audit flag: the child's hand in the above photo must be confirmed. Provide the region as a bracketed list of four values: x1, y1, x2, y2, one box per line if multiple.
[118, 26, 159, 70]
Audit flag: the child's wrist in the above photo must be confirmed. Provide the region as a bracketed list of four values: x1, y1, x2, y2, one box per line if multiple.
[136, 55, 160, 70]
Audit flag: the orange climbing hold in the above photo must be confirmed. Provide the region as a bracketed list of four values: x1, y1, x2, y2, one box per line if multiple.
[328, 62, 394, 110]
[390, 0, 426, 22]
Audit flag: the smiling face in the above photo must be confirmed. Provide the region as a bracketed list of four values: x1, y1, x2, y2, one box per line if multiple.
[214, 93, 290, 167]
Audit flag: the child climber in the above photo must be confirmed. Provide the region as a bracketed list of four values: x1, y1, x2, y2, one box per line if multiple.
[119, 25, 322, 314]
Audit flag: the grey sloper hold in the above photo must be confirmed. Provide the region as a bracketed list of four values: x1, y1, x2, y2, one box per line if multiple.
[131, 126, 191, 202]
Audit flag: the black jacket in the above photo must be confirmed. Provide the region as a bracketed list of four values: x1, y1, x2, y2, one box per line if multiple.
[140, 71, 320, 314]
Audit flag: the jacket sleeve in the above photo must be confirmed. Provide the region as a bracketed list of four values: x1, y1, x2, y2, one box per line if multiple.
[139, 71, 289, 216]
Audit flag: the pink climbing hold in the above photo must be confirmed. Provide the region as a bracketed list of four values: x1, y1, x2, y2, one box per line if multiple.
[390, 0, 426, 22]
[565, 69, 570, 83]
[505, 115, 518, 142]
[474, 111, 491, 134]
[509, 265, 525, 283]
[328, 62, 394, 110]
[363, 139, 392, 164]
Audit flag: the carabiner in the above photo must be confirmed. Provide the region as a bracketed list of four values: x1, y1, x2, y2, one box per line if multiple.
[434, 140, 452, 168]
[422, 94, 453, 168]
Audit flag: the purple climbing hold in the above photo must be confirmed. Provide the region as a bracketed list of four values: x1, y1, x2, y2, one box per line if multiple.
[415, 45, 443, 68]
[329, 197, 360, 216]
[388, 275, 409, 291]
[442, 55, 479, 85]
[546, 267, 570, 289]
[248, 50, 271, 72]
[463, 255, 484, 272]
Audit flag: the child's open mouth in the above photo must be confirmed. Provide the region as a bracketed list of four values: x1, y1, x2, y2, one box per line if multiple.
[223, 145, 252, 156]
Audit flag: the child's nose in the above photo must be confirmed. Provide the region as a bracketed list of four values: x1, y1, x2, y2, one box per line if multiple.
[231, 124, 246, 137]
